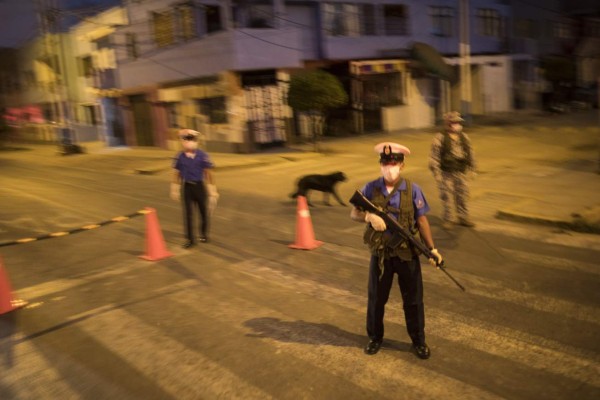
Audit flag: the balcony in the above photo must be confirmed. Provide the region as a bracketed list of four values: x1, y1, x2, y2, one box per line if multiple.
[118, 28, 304, 89]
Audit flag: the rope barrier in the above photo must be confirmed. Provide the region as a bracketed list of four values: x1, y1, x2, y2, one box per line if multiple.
[0, 209, 151, 248]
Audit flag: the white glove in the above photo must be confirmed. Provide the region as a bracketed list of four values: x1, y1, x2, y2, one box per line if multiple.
[365, 212, 386, 231]
[428, 248, 443, 267]
[170, 183, 180, 202]
[206, 184, 219, 216]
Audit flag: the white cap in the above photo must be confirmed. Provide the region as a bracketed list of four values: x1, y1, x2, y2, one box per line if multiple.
[178, 128, 199, 139]
[374, 142, 411, 162]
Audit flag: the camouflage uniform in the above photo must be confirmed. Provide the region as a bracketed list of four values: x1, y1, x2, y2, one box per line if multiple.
[429, 112, 476, 226]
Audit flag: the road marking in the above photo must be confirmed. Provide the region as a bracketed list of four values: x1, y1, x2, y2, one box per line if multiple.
[500, 247, 600, 276]
[234, 258, 600, 387]
[77, 308, 274, 400]
[168, 280, 504, 399]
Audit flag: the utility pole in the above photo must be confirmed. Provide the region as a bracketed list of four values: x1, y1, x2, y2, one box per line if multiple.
[36, 0, 61, 126]
[459, 0, 472, 123]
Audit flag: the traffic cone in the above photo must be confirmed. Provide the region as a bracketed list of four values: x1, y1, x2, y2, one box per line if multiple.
[289, 196, 323, 250]
[0, 255, 27, 315]
[140, 207, 174, 261]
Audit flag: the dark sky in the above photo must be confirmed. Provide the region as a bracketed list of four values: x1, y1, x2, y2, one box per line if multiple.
[0, 0, 120, 48]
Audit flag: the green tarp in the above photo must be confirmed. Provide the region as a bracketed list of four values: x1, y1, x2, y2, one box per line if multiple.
[410, 42, 456, 83]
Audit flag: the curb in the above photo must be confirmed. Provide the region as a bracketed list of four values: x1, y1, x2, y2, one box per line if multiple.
[496, 209, 600, 234]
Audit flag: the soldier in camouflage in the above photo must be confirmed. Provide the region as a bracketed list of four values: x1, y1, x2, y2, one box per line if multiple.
[429, 112, 476, 230]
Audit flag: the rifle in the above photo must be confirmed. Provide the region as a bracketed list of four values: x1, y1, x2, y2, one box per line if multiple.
[349, 190, 466, 292]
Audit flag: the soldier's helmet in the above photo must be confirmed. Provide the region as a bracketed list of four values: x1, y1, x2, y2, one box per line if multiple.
[443, 111, 464, 124]
[374, 142, 411, 164]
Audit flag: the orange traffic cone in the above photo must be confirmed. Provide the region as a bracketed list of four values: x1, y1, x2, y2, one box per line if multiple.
[140, 207, 174, 261]
[289, 196, 323, 250]
[0, 255, 27, 315]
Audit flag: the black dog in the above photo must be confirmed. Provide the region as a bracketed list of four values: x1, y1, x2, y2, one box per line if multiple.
[290, 171, 348, 206]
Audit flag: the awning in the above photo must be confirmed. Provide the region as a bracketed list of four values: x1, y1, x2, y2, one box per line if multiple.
[410, 42, 456, 83]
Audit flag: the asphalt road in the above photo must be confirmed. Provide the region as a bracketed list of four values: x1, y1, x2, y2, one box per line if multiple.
[1, 135, 599, 399]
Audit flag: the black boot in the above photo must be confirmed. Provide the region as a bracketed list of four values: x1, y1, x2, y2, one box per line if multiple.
[364, 339, 382, 355]
[411, 343, 431, 359]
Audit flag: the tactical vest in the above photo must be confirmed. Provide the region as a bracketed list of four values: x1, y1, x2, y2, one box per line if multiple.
[440, 132, 472, 173]
[363, 178, 421, 262]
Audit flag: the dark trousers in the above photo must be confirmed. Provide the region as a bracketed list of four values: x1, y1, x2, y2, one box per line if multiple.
[367, 255, 425, 346]
[182, 181, 208, 242]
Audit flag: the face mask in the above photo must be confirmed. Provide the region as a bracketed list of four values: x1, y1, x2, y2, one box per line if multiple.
[450, 123, 462, 133]
[182, 140, 198, 151]
[381, 165, 400, 182]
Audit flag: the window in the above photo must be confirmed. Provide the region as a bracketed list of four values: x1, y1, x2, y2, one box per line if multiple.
[196, 97, 228, 124]
[322, 3, 375, 37]
[177, 3, 197, 40]
[78, 55, 94, 77]
[165, 102, 179, 128]
[363, 73, 405, 108]
[429, 6, 454, 37]
[126, 33, 138, 59]
[477, 8, 502, 37]
[515, 18, 538, 39]
[82, 105, 98, 126]
[361, 4, 376, 35]
[248, 6, 274, 28]
[205, 5, 222, 34]
[383, 4, 409, 36]
[152, 10, 175, 47]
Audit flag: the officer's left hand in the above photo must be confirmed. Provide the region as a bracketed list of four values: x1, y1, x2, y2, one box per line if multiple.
[170, 183, 181, 201]
[206, 184, 219, 215]
[428, 248, 443, 267]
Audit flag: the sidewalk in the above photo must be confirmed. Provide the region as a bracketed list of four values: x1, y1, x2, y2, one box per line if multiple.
[2, 109, 599, 234]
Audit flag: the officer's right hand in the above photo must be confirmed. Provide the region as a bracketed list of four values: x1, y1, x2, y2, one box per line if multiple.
[170, 183, 181, 202]
[428, 248, 443, 267]
[365, 212, 386, 231]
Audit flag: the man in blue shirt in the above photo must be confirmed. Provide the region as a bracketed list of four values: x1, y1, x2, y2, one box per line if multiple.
[350, 142, 443, 359]
[171, 129, 216, 248]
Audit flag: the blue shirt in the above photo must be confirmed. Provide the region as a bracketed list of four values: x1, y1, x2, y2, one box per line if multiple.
[361, 177, 430, 226]
[174, 150, 214, 182]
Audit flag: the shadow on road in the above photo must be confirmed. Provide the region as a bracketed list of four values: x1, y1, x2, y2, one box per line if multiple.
[244, 317, 411, 353]
[0, 311, 18, 368]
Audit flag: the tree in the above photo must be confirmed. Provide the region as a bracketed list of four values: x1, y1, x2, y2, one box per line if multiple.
[287, 70, 348, 151]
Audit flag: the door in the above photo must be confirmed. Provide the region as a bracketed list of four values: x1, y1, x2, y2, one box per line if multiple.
[129, 94, 154, 146]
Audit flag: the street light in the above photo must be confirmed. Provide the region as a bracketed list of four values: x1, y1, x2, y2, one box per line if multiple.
[459, 0, 472, 124]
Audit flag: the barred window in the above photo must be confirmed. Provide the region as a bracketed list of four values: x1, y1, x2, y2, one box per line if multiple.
[152, 10, 174, 47]
[165, 102, 179, 128]
[383, 4, 409, 36]
[322, 3, 376, 37]
[430, 6, 454, 37]
[477, 8, 502, 37]
[363, 72, 405, 108]
[126, 33, 138, 59]
[177, 4, 197, 40]
[205, 5, 222, 34]
[196, 97, 228, 124]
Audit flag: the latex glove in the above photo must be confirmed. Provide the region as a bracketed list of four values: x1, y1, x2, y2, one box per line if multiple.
[467, 170, 478, 180]
[170, 183, 180, 202]
[206, 184, 219, 215]
[365, 212, 386, 231]
[428, 248, 443, 267]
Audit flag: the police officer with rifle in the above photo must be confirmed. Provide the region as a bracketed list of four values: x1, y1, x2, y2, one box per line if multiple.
[350, 142, 444, 359]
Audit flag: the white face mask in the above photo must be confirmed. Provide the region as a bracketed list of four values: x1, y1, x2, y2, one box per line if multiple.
[182, 140, 198, 151]
[381, 165, 401, 182]
[450, 123, 462, 133]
